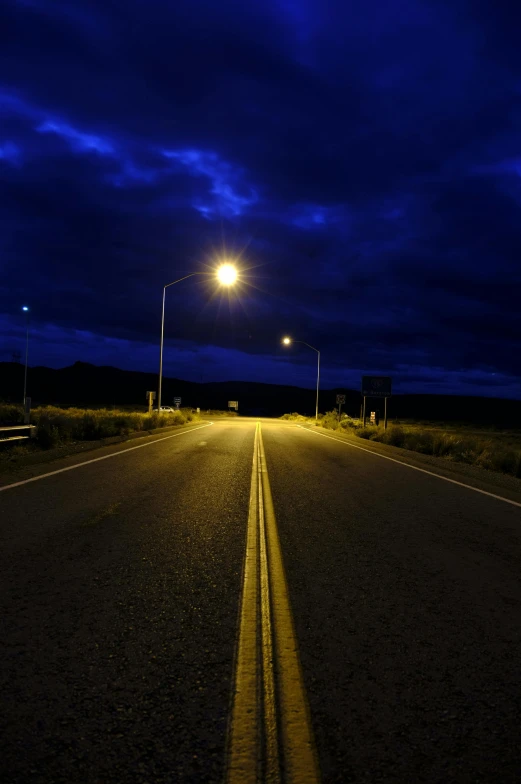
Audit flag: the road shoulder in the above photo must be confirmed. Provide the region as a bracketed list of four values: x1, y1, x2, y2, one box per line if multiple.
[0, 420, 213, 487]
[298, 423, 521, 507]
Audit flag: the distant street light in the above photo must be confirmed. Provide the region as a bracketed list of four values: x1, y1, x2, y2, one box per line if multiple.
[158, 264, 238, 410]
[282, 336, 320, 421]
[22, 306, 30, 407]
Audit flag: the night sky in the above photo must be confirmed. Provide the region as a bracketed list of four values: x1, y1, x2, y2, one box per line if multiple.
[2, 0, 520, 399]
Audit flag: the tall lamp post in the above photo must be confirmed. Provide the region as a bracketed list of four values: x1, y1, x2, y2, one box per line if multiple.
[282, 336, 320, 421]
[158, 264, 238, 410]
[22, 305, 30, 407]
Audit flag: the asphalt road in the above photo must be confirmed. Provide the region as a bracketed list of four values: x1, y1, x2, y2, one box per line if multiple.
[1, 418, 520, 783]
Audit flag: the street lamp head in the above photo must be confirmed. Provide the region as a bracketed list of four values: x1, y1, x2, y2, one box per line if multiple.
[216, 263, 238, 286]
[282, 336, 291, 345]
[22, 306, 29, 312]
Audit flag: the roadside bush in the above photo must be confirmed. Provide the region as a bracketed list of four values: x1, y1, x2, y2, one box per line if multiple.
[356, 426, 377, 440]
[403, 430, 434, 454]
[26, 405, 195, 447]
[321, 411, 341, 430]
[349, 423, 521, 479]
[478, 447, 521, 477]
[379, 426, 405, 447]
[0, 404, 24, 425]
[432, 433, 457, 457]
[35, 418, 61, 449]
[339, 417, 358, 430]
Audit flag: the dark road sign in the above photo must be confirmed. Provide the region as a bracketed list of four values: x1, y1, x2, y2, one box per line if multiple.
[361, 376, 392, 397]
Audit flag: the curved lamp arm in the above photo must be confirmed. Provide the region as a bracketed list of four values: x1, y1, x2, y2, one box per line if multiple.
[163, 272, 205, 290]
[158, 273, 205, 409]
[292, 340, 320, 354]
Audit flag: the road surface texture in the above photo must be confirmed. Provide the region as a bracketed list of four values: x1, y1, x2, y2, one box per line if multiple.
[1, 418, 520, 783]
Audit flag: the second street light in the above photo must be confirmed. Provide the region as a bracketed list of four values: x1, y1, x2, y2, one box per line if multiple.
[282, 336, 320, 421]
[158, 264, 238, 410]
[22, 305, 30, 409]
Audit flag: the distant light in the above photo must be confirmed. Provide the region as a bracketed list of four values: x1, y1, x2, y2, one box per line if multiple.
[22, 306, 29, 312]
[217, 263, 238, 285]
[282, 336, 291, 345]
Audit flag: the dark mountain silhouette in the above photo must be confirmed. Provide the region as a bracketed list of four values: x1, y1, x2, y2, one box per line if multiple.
[1, 361, 519, 426]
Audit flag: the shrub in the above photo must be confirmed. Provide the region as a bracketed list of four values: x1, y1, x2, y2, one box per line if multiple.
[26, 404, 193, 447]
[79, 413, 101, 440]
[320, 411, 342, 430]
[432, 433, 456, 457]
[356, 427, 376, 440]
[486, 449, 521, 476]
[340, 417, 358, 429]
[403, 431, 434, 454]
[0, 404, 24, 425]
[349, 423, 521, 479]
[36, 418, 61, 449]
[379, 426, 405, 447]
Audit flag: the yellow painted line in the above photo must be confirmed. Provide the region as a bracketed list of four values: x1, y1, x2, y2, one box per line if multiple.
[227, 423, 320, 783]
[297, 425, 521, 509]
[226, 422, 260, 784]
[258, 437, 281, 784]
[0, 422, 214, 493]
[258, 426, 321, 784]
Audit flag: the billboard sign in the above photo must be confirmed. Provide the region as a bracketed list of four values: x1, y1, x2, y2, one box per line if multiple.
[228, 401, 238, 410]
[361, 376, 392, 397]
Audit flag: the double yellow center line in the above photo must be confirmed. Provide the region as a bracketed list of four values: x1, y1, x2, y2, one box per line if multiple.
[226, 422, 321, 784]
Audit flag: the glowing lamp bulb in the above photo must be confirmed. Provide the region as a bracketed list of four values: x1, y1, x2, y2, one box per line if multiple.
[217, 264, 238, 285]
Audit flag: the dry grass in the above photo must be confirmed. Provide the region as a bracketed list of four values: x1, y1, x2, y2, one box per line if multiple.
[0, 403, 197, 449]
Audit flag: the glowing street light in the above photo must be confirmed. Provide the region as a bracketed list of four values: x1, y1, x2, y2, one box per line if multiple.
[217, 263, 238, 286]
[22, 306, 30, 408]
[158, 264, 238, 410]
[282, 336, 320, 421]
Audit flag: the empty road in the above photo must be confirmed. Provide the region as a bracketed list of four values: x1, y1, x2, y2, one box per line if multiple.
[1, 418, 520, 783]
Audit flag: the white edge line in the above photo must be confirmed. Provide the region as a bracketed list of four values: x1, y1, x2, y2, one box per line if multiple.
[297, 425, 521, 509]
[0, 422, 215, 492]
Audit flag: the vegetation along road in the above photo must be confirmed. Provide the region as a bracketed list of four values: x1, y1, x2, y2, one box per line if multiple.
[1, 418, 520, 783]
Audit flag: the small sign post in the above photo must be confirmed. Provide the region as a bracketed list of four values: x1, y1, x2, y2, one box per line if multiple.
[336, 394, 346, 421]
[173, 397, 182, 410]
[361, 376, 392, 429]
[146, 390, 156, 415]
[228, 401, 238, 411]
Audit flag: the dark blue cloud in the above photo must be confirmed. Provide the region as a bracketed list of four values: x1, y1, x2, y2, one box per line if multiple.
[1, 0, 520, 399]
